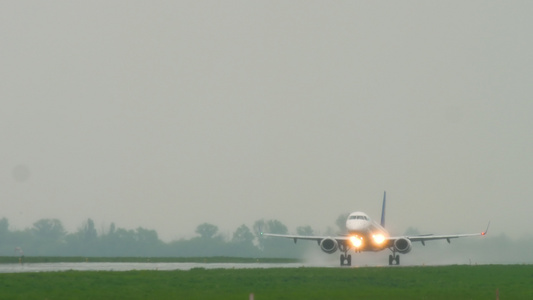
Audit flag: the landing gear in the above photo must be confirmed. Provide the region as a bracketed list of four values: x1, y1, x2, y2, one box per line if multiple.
[340, 254, 352, 266]
[339, 243, 352, 266]
[388, 254, 400, 265]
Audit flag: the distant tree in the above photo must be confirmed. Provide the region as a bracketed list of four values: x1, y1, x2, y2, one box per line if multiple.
[252, 219, 288, 240]
[296, 225, 314, 236]
[253, 219, 289, 235]
[252, 219, 266, 238]
[135, 227, 160, 244]
[0, 218, 12, 253]
[219, 224, 259, 257]
[253, 219, 290, 255]
[108, 222, 116, 235]
[32, 219, 66, 241]
[0, 218, 9, 234]
[195, 223, 219, 239]
[266, 220, 288, 234]
[5, 229, 32, 255]
[335, 213, 350, 233]
[64, 218, 100, 255]
[79, 218, 98, 242]
[0, 218, 9, 235]
[232, 224, 255, 244]
[29, 219, 67, 255]
[99, 223, 116, 253]
[323, 226, 336, 236]
[404, 227, 421, 236]
[113, 228, 138, 255]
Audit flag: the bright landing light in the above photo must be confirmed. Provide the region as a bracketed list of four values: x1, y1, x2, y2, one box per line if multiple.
[372, 234, 386, 245]
[350, 236, 363, 248]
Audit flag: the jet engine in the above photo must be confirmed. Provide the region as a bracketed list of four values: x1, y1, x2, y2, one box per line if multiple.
[319, 238, 338, 254]
[394, 238, 412, 254]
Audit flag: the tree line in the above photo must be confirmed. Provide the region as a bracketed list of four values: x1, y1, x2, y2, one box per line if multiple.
[0, 217, 316, 258]
[1, 217, 531, 264]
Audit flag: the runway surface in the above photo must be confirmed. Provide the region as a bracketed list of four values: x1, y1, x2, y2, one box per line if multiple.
[0, 262, 307, 273]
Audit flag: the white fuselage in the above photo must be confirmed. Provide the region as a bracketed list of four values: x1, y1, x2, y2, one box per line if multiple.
[345, 212, 389, 251]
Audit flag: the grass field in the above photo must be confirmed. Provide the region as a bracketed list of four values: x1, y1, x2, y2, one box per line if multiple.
[0, 264, 531, 299]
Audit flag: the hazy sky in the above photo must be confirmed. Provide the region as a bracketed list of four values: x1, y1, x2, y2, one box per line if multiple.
[1, 1, 532, 242]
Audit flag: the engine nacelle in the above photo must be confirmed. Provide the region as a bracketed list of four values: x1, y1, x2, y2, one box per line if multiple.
[394, 238, 412, 254]
[319, 238, 338, 254]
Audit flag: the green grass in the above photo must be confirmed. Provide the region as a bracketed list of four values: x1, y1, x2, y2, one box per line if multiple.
[0, 265, 531, 299]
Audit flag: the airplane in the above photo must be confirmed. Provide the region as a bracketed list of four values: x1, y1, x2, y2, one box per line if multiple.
[261, 191, 489, 266]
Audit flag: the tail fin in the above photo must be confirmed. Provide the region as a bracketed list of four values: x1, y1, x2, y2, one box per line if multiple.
[380, 191, 386, 227]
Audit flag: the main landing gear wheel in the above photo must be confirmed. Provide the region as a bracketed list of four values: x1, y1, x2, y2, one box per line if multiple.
[388, 254, 400, 265]
[340, 254, 352, 266]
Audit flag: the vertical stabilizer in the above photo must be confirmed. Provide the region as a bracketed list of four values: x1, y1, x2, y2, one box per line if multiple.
[380, 191, 386, 227]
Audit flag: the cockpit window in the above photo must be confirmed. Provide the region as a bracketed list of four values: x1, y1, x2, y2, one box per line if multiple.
[349, 215, 368, 220]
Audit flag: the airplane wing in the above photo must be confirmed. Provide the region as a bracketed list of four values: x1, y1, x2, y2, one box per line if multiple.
[262, 222, 489, 252]
[387, 232, 485, 245]
[261, 233, 350, 243]
[389, 222, 490, 245]
[263, 229, 488, 245]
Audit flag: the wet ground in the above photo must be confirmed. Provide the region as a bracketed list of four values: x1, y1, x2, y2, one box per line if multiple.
[0, 262, 308, 273]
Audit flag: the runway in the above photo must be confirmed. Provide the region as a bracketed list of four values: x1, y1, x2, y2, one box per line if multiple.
[0, 262, 306, 273]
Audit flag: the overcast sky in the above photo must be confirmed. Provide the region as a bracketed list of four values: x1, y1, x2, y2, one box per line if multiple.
[1, 1, 532, 242]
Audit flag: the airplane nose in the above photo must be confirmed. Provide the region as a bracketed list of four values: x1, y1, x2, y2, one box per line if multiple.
[346, 220, 365, 231]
